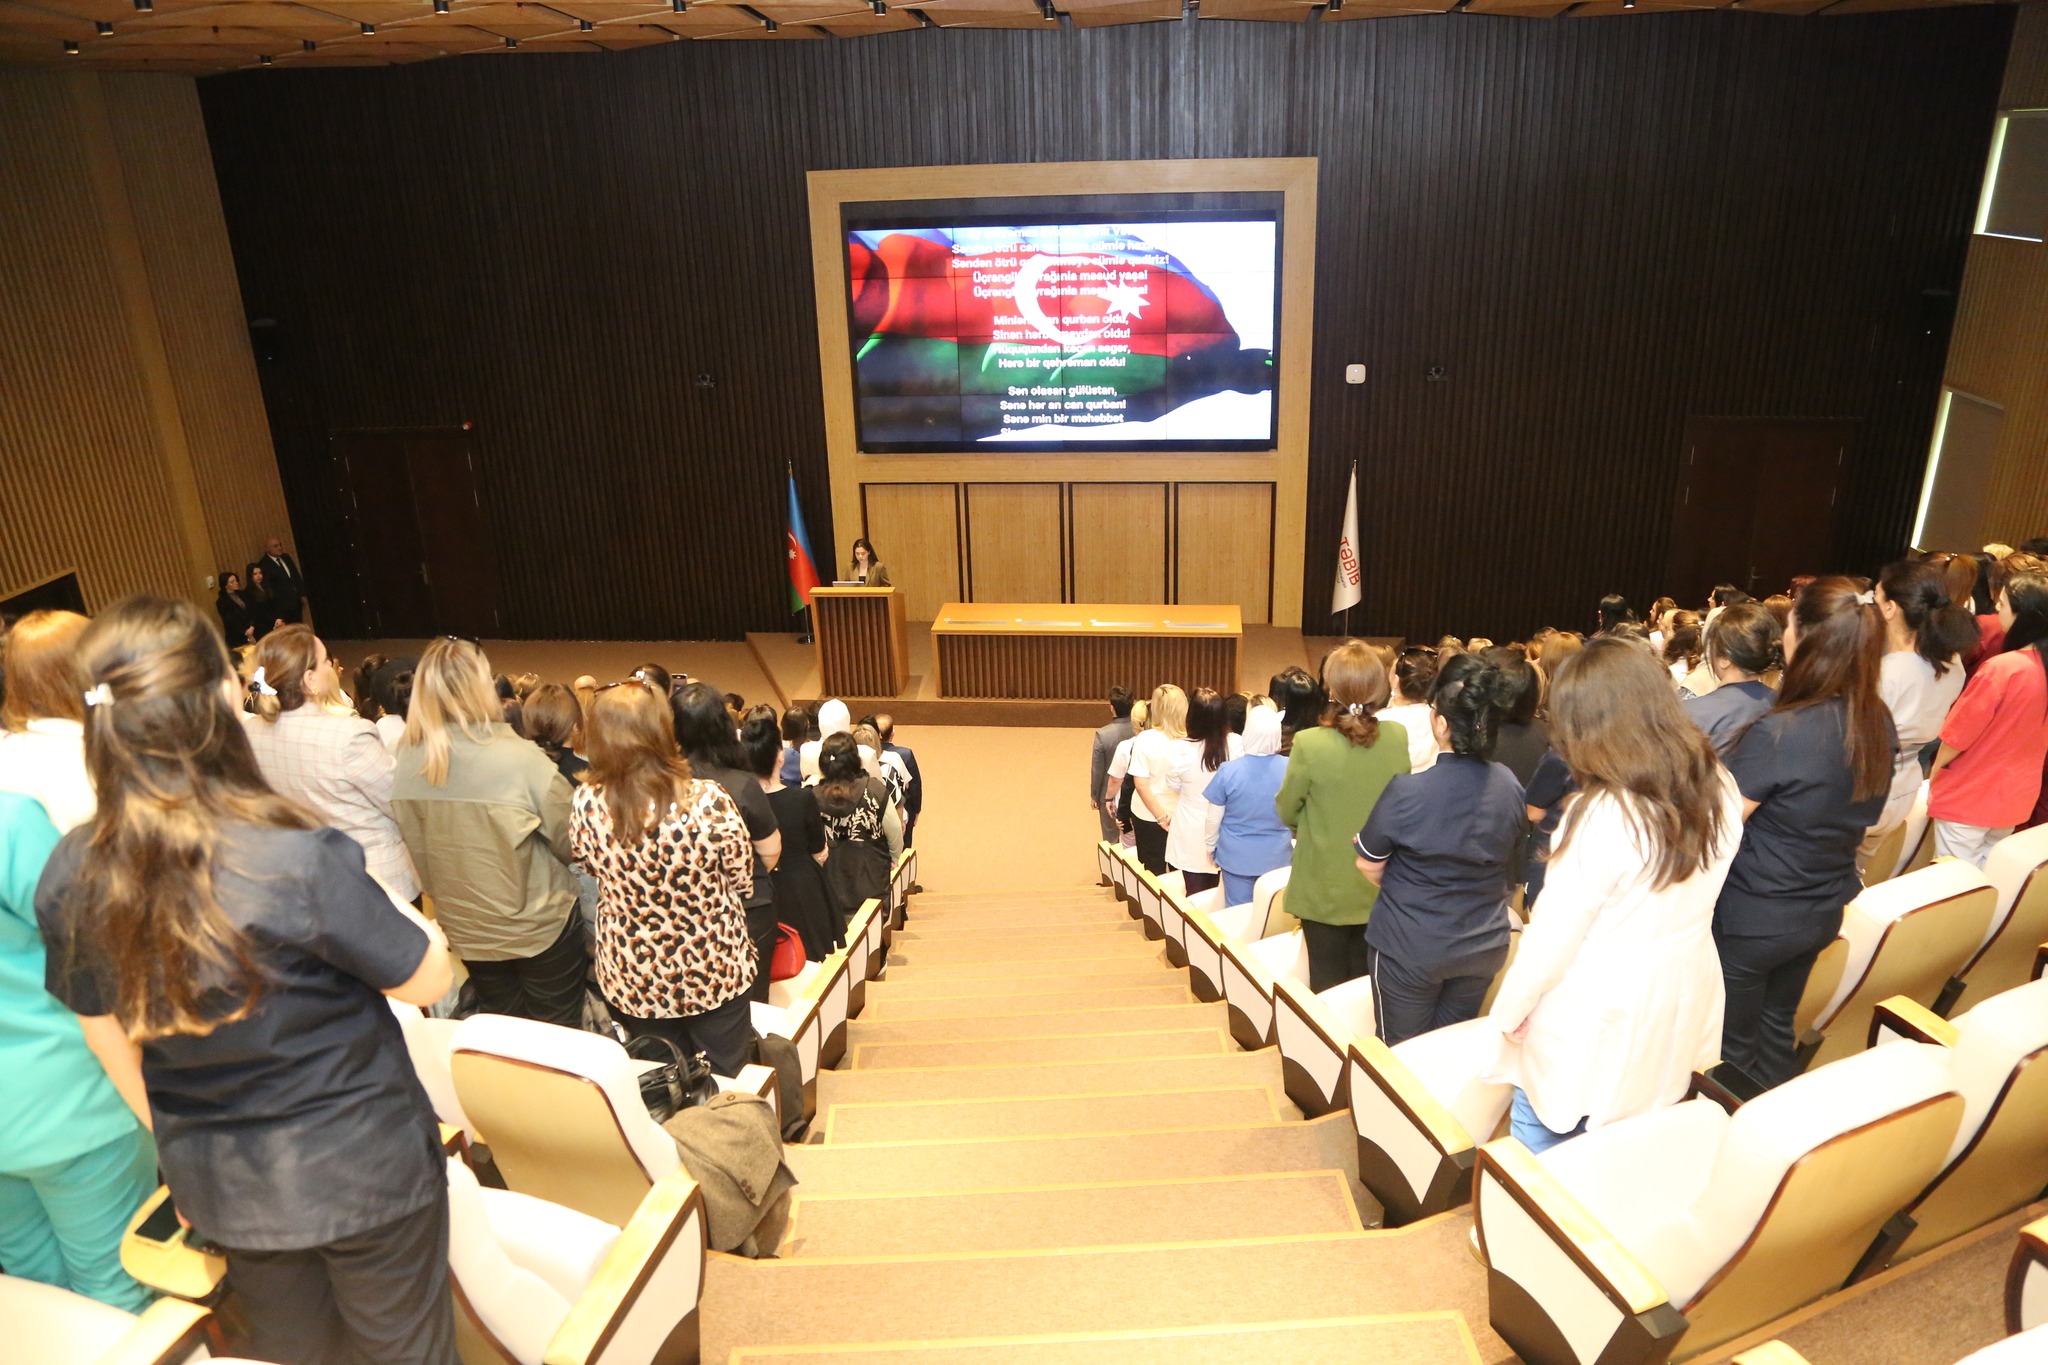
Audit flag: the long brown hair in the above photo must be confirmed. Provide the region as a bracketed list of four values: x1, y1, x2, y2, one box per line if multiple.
[1773, 576, 1892, 803]
[584, 682, 692, 844]
[66, 597, 315, 1040]
[1549, 638, 1729, 890]
[1319, 640, 1388, 747]
[1, 609, 89, 730]
[246, 624, 321, 721]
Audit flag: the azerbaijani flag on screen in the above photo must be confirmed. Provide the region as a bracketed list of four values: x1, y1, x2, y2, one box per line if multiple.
[787, 473, 820, 613]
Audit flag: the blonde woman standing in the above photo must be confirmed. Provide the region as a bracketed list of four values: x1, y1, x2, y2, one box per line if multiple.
[242, 626, 418, 903]
[392, 637, 584, 1026]
[1127, 684, 1187, 875]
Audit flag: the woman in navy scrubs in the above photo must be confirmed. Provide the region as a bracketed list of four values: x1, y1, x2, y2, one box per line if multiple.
[1353, 653, 1527, 1046]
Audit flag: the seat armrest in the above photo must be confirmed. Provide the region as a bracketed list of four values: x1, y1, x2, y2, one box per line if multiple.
[2033, 942, 2047, 983]
[1732, 1343, 1814, 1365]
[1476, 1138, 1673, 1317]
[94, 1298, 214, 1365]
[544, 1169, 706, 1365]
[2011, 1215, 2048, 1335]
[1353, 1037, 1473, 1156]
[1869, 996, 1959, 1049]
[120, 1186, 228, 1303]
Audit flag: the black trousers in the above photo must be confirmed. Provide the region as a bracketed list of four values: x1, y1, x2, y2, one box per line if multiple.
[463, 911, 587, 1028]
[1132, 819, 1169, 875]
[609, 990, 757, 1077]
[1178, 869, 1220, 895]
[226, 1193, 456, 1365]
[1368, 943, 1508, 1048]
[744, 901, 778, 1005]
[1716, 915, 1839, 1090]
[1300, 919, 1372, 993]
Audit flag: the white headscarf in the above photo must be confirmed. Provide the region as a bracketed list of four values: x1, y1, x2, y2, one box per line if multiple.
[1242, 705, 1282, 757]
[818, 698, 851, 737]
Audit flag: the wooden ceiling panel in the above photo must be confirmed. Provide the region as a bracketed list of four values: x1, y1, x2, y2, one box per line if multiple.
[0, 0, 1996, 64]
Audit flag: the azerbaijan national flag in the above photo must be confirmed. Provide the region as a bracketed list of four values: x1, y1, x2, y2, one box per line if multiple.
[787, 473, 820, 614]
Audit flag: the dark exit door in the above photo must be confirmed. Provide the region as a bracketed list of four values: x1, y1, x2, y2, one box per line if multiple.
[332, 428, 503, 639]
[1663, 418, 1854, 608]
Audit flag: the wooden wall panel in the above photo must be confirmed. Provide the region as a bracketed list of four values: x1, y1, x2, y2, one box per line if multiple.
[1176, 483, 1274, 624]
[1951, 7, 2048, 549]
[0, 71, 278, 614]
[1071, 484, 1169, 605]
[966, 484, 1064, 604]
[200, 11, 2011, 641]
[862, 483, 960, 622]
[104, 75, 291, 582]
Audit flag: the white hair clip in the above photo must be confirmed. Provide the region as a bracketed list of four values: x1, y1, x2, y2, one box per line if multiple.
[1856, 590, 1876, 606]
[1347, 702, 1368, 716]
[82, 683, 114, 708]
[250, 667, 278, 697]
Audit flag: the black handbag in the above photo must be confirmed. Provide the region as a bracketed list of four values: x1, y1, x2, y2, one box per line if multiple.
[617, 1031, 720, 1123]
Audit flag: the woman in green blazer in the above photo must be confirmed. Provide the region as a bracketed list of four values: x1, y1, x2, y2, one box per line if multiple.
[1275, 641, 1409, 991]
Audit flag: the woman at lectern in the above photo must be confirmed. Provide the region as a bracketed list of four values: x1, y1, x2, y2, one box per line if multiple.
[850, 539, 891, 588]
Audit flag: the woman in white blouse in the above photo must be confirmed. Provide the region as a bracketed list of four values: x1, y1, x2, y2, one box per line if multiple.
[1485, 638, 1742, 1152]
[1376, 647, 1441, 774]
[1156, 687, 1244, 895]
[1127, 685, 1187, 875]
[0, 611, 96, 832]
[1858, 558, 1977, 870]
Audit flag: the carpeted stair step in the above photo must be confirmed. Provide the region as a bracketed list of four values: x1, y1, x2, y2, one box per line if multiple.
[907, 891, 1119, 907]
[897, 916, 1138, 941]
[699, 1217, 1509, 1364]
[786, 1113, 1358, 1200]
[865, 967, 1173, 1002]
[724, 1312, 1482, 1363]
[888, 939, 1162, 966]
[781, 1170, 1360, 1257]
[876, 956, 1167, 985]
[864, 985, 1194, 1022]
[816, 1050, 1288, 1109]
[848, 1003, 1225, 1047]
[850, 1029, 1227, 1071]
[822, 1087, 1280, 1145]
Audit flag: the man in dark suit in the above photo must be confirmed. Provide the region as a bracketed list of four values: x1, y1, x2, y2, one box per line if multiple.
[1090, 686, 1136, 844]
[258, 535, 306, 624]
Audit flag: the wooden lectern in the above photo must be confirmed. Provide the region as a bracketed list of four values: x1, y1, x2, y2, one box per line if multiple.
[811, 586, 910, 698]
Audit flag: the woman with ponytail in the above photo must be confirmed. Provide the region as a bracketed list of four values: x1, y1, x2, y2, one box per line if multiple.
[392, 637, 585, 1027]
[241, 625, 418, 904]
[1930, 571, 2048, 865]
[1276, 642, 1407, 990]
[1714, 577, 1896, 1088]
[1684, 603, 1782, 753]
[33, 597, 456, 1363]
[1857, 559, 1978, 869]
[1352, 653, 1527, 1044]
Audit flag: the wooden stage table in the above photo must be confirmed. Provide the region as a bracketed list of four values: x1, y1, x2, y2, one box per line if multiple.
[812, 586, 910, 697]
[931, 603, 1242, 701]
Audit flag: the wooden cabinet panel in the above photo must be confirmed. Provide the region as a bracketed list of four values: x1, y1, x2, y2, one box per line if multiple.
[966, 484, 1063, 603]
[1071, 483, 1168, 605]
[862, 483, 960, 622]
[1176, 483, 1274, 624]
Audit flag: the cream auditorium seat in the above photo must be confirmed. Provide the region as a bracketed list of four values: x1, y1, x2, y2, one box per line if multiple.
[1133, 868, 1169, 943]
[1272, 971, 1376, 1116]
[1863, 818, 1910, 889]
[752, 972, 832, 1125]
[1900, 787, 1938, 879]
[445, 1155, 707, 1365]
[0, 1274, 215, 1365]
[1474, 1040, 1963, 1364]
[1095, 839, 1119, 888]
[1959, 1326, 2048, 1363]
[1150, 870, 1193, 967]
[887, 847, 916, 931]
[1349, 1018, 1514, 1224]
[2010, 1216, 2048, 1336]
[1217, 927, 1308, 1052]
[1949, 825, 2048, 1013]
[450, 1014, 774, 1227]
[391, 999, 478, 1140]
[1206, 865, 1291, 945]
[1859, 979, 2048, 1266]
[1177, 896, 1231, 1006]
[1802, 860, 1997, 1070]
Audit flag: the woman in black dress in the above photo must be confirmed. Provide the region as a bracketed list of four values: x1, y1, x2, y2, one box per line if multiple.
[214, 570, 256, 646]
[741, 706, 839, 958]
[243, 563, 283, 639]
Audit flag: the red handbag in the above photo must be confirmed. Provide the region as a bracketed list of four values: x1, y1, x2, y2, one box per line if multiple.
[769, 922, 806, 982]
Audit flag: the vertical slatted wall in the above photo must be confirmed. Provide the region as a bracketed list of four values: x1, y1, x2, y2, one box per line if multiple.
[198, 10, 2010, 642]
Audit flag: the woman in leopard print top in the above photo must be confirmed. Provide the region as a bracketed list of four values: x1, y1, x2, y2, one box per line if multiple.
[570, 681, 756, 1073]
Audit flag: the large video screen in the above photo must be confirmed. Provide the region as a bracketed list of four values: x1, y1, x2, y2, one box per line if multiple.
[845, 213, 1279, 453]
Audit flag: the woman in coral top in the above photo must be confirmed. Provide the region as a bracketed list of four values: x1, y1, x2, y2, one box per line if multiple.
[1930, 571, 2048, 867]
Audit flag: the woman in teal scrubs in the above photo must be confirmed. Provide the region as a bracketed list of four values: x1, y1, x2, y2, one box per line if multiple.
[0, 791, 156, 1309]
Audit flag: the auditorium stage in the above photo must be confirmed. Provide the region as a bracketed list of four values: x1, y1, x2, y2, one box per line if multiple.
[330, 626, 1397, 727]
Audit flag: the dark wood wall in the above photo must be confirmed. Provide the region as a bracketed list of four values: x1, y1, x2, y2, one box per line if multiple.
[199, 10, 2011, 644]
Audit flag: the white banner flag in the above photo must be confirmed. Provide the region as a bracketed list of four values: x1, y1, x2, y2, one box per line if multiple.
[1332, 462, 1362, 615]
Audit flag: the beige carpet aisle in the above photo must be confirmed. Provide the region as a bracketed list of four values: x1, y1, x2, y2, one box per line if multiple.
[701, 883, 1512, 1364]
